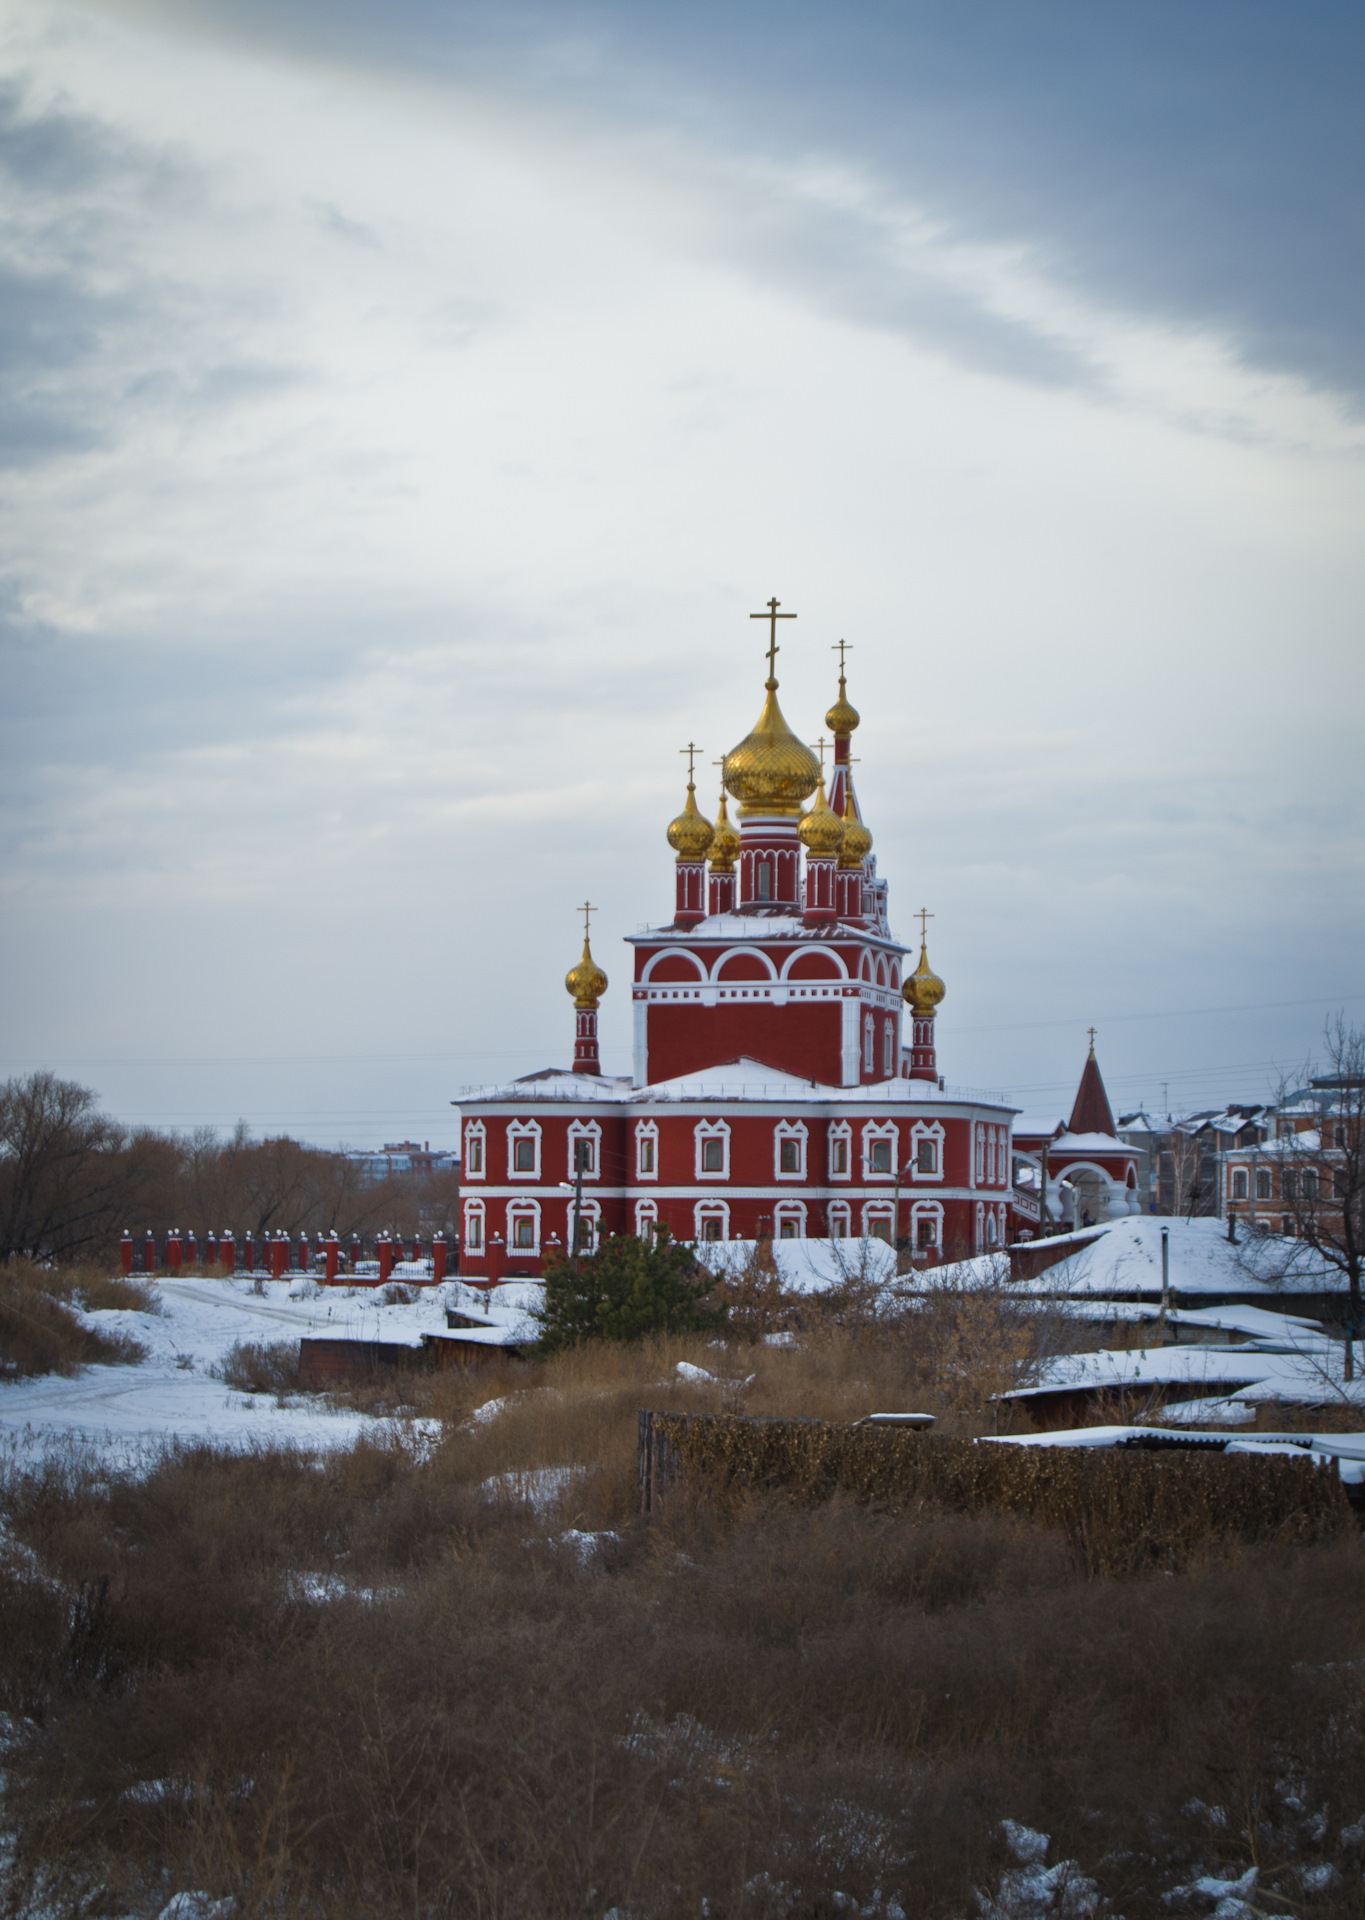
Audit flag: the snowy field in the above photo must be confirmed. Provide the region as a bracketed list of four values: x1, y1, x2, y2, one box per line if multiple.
[0, 1275, 539, 1465]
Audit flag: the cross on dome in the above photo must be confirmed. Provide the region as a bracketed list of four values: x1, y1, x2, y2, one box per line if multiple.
[750, 596, 796, 685]
[679, 742, 703, 784]
[916, 907, 934, 942]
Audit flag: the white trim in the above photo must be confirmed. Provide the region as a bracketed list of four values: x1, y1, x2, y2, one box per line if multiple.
[462, 1198, 485, 1251]
[911, 1200, 943, 1250]
[632, 999, 647, 1088]
[773, 1200, 808, 1240]
[910, 1120, 945, 1182]
[774, 1119, 808, 1181]
[506, 1198, 541, 1254]
[861, 1119, 898, 1181]
[463, 1120, 486, 1180]
[841, 1000, 861, 1086]
[640, 949, 707, 982]
[635, 1119, 659, 1181]
[506, 1119, 542, 1181]
[694, 1200, 730, 1243]
[826, 1200, 852, 1239]
[694, 1118, 731, 1181]
[566, 1118, 601, 1181]
[828, 1120, 852, 1181]
[709, 945, 779, 983]
[634, 1197, 659, 1238]
[778, 948, 850, 981]
[861, 1200, 896, 1243]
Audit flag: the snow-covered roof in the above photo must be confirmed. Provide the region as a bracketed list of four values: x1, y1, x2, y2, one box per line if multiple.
[693, 1235, 898, 1292]
[1010, 1215, 1343, 1297]
[1001, 1339, 1354, 1407]
[1045, 1130, 1138, 1157]
[455, 1069, 634, 1104]
[987, 1425, 1365, 1479]
[625, 913, 906, 952]
[1163, 1303, 1324, 1341]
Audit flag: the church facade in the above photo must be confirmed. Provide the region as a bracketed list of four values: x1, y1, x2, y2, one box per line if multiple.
[455, 609, 1018, 1280]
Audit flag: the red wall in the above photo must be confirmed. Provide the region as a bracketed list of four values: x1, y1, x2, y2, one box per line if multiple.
[644, 1000, 845, 1086]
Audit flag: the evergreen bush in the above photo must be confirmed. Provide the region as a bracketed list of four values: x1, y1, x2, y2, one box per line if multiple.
[534, 1231, 724, 1353]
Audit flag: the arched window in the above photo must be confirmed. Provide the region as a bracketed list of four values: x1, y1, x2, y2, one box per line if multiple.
[882, 1018, 895, 1077]
[863, 1014, 874, 1073]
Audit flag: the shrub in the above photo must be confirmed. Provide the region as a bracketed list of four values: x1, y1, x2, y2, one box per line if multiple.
[534, 1230, 725, 1353]
[211, 1339, 301, 1396]
[643, 1412, 1355, 1578]
[0, 1261, 146, 1378]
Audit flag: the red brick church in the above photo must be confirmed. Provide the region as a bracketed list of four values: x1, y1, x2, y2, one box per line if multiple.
[456, 604, 1020, 1279]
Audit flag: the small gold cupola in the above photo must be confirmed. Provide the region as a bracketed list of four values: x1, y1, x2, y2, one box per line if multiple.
[797, 772, 845, 858]
[837, 785, 872, 868]
[666, 779, 715, 861]
[904, 932, 945, 1018]
[825, 657, 860, 740]
[708, 788, 740, 870]
[564, 932, 608, 1009]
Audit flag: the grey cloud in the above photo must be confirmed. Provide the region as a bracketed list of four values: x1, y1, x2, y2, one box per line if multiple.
[307, 198, 381, 248]
[114, 0, 1365, 403]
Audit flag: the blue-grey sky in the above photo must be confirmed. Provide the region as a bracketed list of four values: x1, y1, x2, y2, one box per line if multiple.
[1, 0, 1362, 1145]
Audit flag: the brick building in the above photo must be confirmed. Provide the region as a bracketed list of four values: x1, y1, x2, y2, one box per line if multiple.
[454, 615, 1017, 1278]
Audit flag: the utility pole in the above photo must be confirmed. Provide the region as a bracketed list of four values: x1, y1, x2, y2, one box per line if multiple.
[1158, 1224, 1171, 1339]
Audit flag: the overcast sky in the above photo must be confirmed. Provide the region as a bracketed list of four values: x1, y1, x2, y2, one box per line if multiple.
[1, 0, 1362, 1147]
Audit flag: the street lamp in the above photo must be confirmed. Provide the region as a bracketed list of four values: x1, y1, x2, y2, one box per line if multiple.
[558, 1140, 592, 1259]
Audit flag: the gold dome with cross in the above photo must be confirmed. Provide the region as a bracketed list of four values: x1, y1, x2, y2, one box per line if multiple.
[723, 598, 821, 818]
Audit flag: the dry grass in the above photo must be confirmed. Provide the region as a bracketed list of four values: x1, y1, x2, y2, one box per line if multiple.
[0, 1260, 148, 1379]
[2, 1316, 1365, 1920]
[211, 1339, 302, 1398]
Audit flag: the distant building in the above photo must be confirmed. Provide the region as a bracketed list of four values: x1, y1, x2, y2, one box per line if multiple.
[1014, 1042, 1143, 1230]
[344, 1140, 458, 1184]
[1156, 1107, 1268, 1217]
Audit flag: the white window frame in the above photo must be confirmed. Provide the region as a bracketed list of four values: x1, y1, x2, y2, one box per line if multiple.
[862, 1201, 896, 1244]
[507, 1119, 542, 1181]
[567, 1119, 601, 1181]
[974, 1124, 985, 1185]
[826, 1201, 852, 1240]
[911, 1200, 943, 1251]
[635, 1120, 659, 1182]
[861, 1120, 898, 1181]
[975, 1200, 985, 1252]
[882, 1017, 896, 1078]
[774, 1200, 807, 1241]
[910, 1120, 945, 1182]
[506, 1200, 541, 1254]
[462, 1198, 485, 1251]
[695, 1119, 731, 1181]
[463, 1121, 486, 1180]
[694, 1201, 730, 1243]
[863, 1012, 875, 1074]
[580, 1199, 601, 1251]
[634, 1198, 659, 1239]
[774, 1120, 808, 1181]
[1230, 1167, 1248, 1200]
[828, 1121, 852, 1181]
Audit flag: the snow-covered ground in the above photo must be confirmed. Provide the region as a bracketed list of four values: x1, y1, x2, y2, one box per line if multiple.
[0, 1275, 540, 1464]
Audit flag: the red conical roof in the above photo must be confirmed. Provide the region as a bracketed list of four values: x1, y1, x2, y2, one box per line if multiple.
[1067, 1040, 1117, 1137]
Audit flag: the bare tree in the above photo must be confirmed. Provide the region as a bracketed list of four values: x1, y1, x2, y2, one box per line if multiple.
[0, 1072, 131, 1261]
[1255, 1016, 1365, 1377]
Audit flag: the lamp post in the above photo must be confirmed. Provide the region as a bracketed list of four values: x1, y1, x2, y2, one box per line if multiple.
[558, 1141, 591, 1261]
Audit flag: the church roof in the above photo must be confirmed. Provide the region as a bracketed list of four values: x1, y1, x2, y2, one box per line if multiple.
[1067, 1043, 1117, 1137]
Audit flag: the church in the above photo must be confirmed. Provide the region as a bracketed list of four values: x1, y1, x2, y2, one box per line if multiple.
[455, 602, 1019, 1280]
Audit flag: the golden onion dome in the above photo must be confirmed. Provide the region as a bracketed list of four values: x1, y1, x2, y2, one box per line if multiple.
[903, 939, 946, 1017]
[837, 786, 873, 868]
[565, 935, 608, 1009]
[666, 781, 715, 861]
[723, 677, 821, 818]
[825, 668, 860, 739]
[708, 789, 740, 870]
[797, 773, 845, 858]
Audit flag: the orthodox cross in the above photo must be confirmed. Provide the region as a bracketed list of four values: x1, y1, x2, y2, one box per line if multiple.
[751, 597, 796, 680]
[679, 741, 702, 784]
[579, 901, 596, 941]
[916, 907, 934, 943]
[809, 735, 829, 773]
[831, 638, 853, 673]
[1087, 1025, 1097, 1053]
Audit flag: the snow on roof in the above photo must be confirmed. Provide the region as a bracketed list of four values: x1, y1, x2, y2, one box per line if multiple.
[638, 1060, 998, 1104]
[455, 1070, 634, 1104]
[625, 913, 906, 950]
[1010, 1215, 1342, 1297]
[1002, 1339, 1355, 1406]
[1046, 1130, 1138, 1156]
[987, 1425, 1365, 1478]
[693, 1235, 898, 1293]
[1164, 1303, 1324, 1341]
